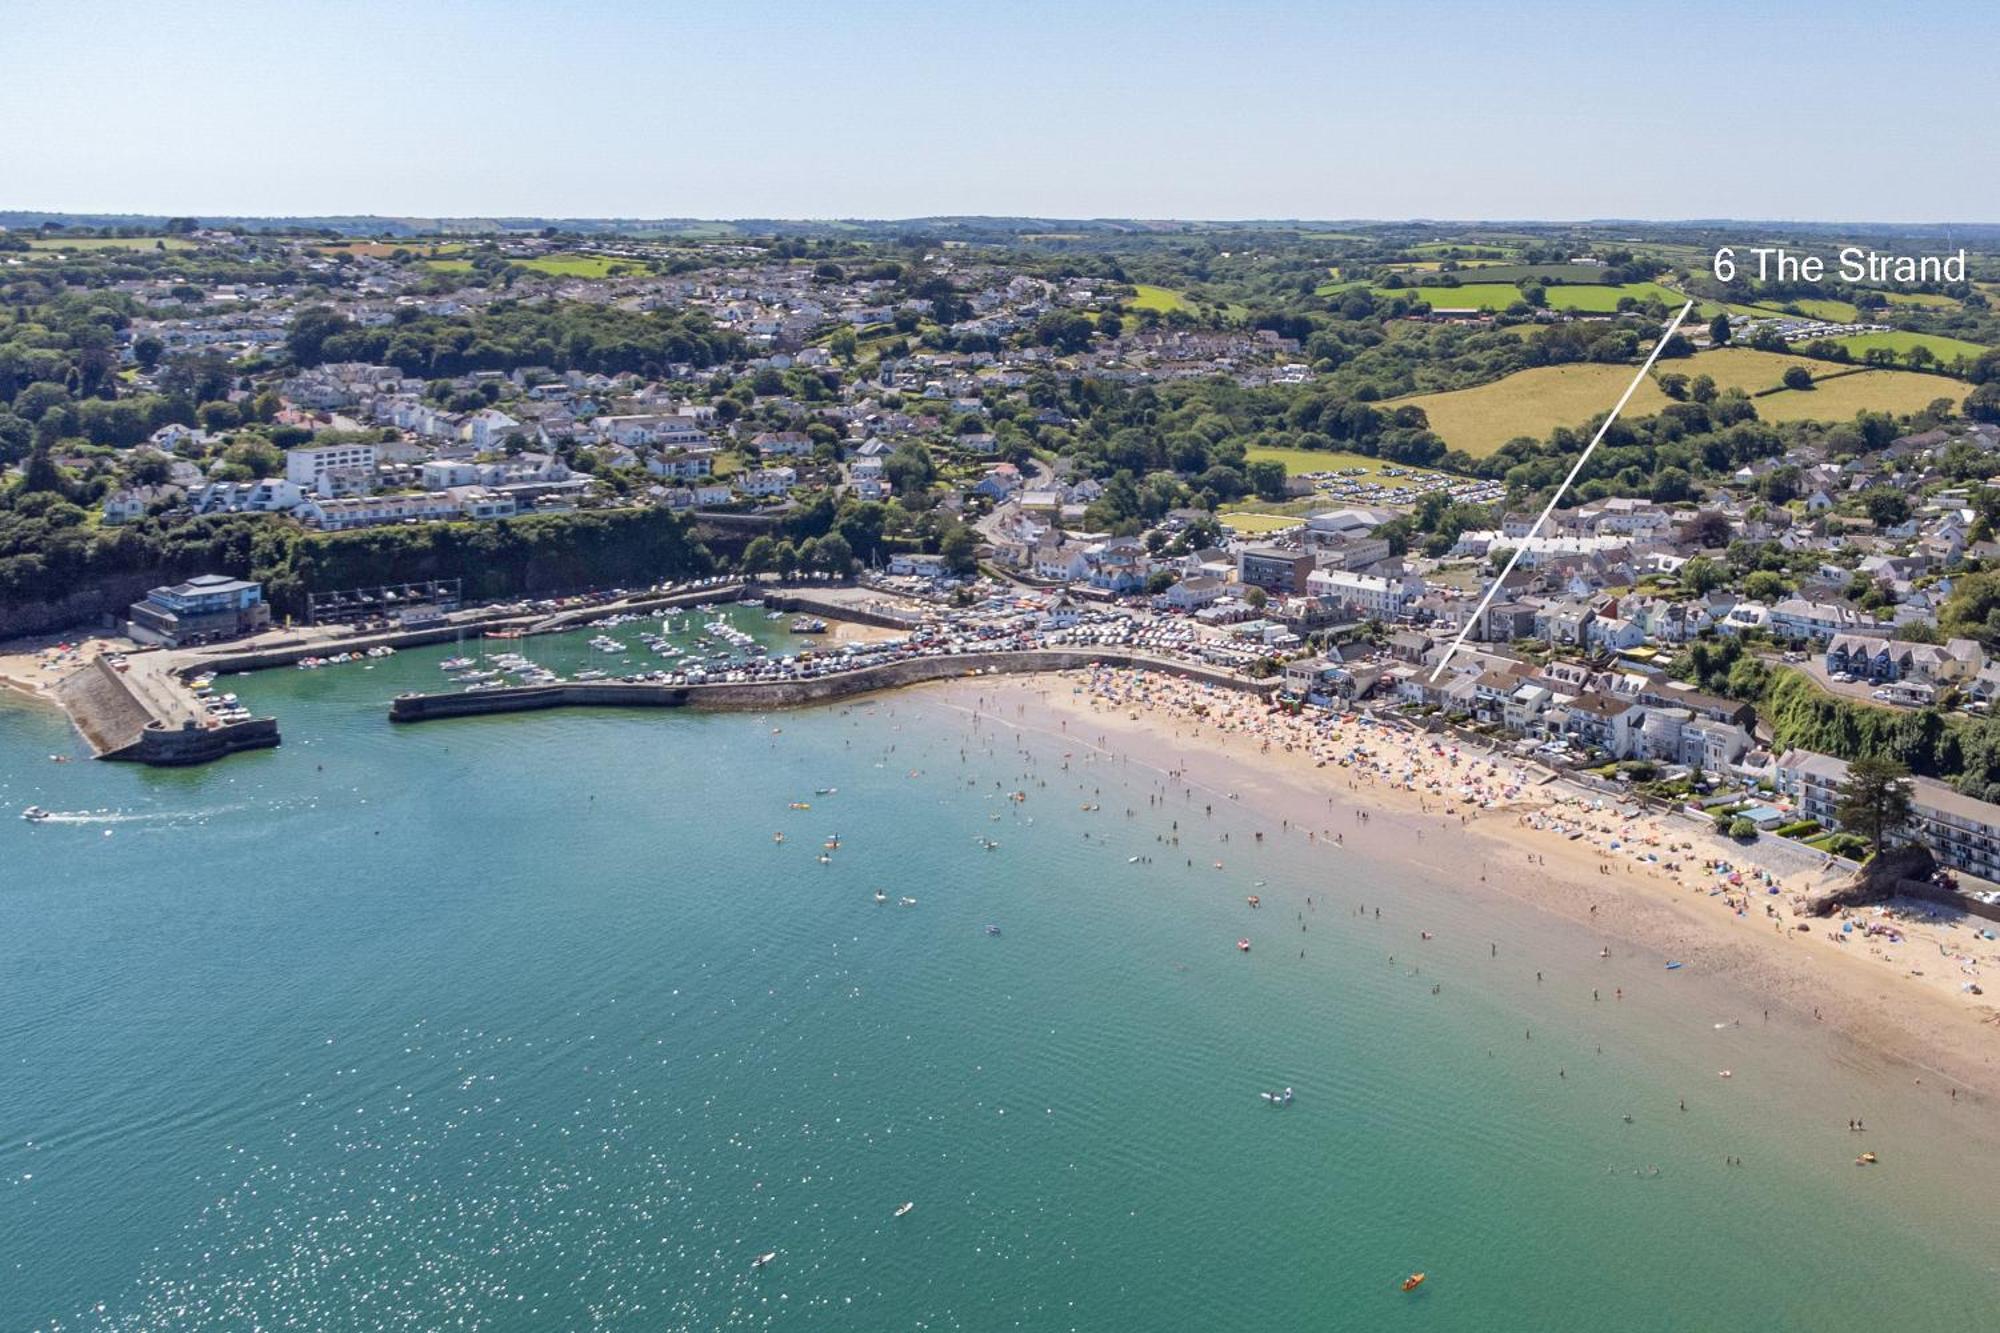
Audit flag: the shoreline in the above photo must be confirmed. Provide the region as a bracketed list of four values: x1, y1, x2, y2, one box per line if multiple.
[923, 667, 2000, 1108]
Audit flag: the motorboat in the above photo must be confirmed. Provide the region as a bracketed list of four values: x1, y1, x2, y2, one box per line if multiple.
[899, 897, 918, 907]
[1259, 1087, 1294, 1107]
[984, 924, 1001, 936]
[752, 1251, 776, 1269]
[1402, 1273, 1426, 1293]
[22, 806, 51, 822]
[893, 1201, 915, 1218]
[1237, 938, 1251, 952]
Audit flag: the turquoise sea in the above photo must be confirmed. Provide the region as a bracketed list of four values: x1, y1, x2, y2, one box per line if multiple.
[4, 610, 1998, 1330]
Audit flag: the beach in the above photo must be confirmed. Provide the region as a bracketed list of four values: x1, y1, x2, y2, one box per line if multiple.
[934, 667, 2000, 1106]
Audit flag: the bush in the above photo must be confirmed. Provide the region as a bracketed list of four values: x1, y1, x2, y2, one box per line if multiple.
[1771, 819, 1821, 838]
[1727, 817, 1760, 840]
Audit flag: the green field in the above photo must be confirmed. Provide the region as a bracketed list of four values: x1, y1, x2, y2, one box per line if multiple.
[1881, 291, 1959, 310]
[1787, 297, 1861, 322]
[422, 259, 474, 273]
[517, 253, 638, 278]
[1378, 280, 1685, 313]
[1751, 369, 1962, 422]
[25, 236, 195, 253]
[1389, 363, 1674, 454]
[1128, 283, 1193, 313]
[1828, 330, 1987, 364]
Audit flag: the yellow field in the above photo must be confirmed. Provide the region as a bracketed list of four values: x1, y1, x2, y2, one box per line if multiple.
[1751, 370, 1962, 423]
[1218, 511, 1307, 534]
[1128, 284, 1192, 313]
[1389, 364, 1674, 455]
[1675, 347, 1847, 394]
[1239, 446, 1445, 488]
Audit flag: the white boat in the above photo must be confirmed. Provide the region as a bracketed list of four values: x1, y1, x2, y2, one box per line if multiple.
[22, 806, 51, 822]
[893, 1201, 915, 1218]
[752, 1251, 776, 1269]
[874, 890, 888, 903]
[899, 896, 918, 907]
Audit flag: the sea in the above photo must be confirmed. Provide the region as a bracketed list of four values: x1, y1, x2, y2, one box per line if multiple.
[3, 606, 1998, 1331]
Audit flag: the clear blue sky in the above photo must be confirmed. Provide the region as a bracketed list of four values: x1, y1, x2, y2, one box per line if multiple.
[6, 0, 1997, 221]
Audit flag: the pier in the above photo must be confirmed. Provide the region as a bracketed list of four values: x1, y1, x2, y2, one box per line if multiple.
[53, 654, 279, 765]
[389, 649, 1277, 724]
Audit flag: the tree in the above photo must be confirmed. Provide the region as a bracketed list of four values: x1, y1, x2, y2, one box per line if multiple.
[742, 534, 778, 574]
[1245, 458, 1287, 502]
[1781, 366, 1813, 390]
[1708, 313, 1732, 346]
[1679, 555, 1724, 595]
[1834, 755, 1914, 854]
[1244, 585, 1269, 610]
[939, 524, 979, 575]
[1863, 488, 1911, 528]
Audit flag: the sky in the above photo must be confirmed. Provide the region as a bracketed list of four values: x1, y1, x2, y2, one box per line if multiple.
[5, 0, 1998, 222]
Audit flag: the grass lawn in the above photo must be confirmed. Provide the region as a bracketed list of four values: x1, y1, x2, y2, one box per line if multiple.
[1786, 297, 1861, 322]
[1128, 283, 1193, 313]
[1376, 282, 1526, 310]
[1239, 446, 1448, 488]
[423, 259, 474, 273]
[1829, 330, 1987, 364]
[1389, 363, 1674, 455]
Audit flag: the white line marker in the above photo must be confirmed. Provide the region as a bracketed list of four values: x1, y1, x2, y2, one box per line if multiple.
[1428, 300, 1695, 682]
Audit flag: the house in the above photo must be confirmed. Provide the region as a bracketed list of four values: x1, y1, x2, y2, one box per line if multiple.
[646, 448, 717, 481]
[1305, 568, 1417, 619]
[1553, 692, 1641, 758]
[1825, 635, 1983, 685]
[101, 484, 180, 524]
[973, 464, 1023, 501]
[737, 466, 797, 498]
[1162, 576, 1229, 611]
[189, 478, 305, 514]
[888, 552, 949, 580]
[752, 430, 813, 457]
[127, 574, 271, 647]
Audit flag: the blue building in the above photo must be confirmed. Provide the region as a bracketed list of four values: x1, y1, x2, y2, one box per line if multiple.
[128, 574, 271, 646]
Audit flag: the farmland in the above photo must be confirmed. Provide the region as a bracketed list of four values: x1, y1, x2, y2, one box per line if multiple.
[1828, 330, 1988, 365]
[1672, 347, 1852, 393]
[1378, 280, 1686, 313]
[516, 253, 640, 278]
[25, 236, 194, 253]
[1750, 369, 1962, 423]
[1389, 363, 1674, 455]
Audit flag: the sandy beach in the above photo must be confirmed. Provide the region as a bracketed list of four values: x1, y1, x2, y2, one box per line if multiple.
[0, 632, 134, 699]
[931, 666, 2000, 1107]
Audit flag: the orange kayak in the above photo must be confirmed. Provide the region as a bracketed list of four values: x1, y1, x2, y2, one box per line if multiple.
[1402, 1273, 1426, 1293]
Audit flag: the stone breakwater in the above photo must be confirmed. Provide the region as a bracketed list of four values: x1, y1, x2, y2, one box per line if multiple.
[52, 656, 279, 764]
[389, 650, 1277, 724]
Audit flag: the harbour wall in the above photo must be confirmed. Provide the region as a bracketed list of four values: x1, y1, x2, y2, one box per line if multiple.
[49, 655, 281, 764]
[52, 656, 157, 756]
[390, 650, 1277, 723]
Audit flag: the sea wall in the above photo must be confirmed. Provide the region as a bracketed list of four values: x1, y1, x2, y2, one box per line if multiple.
[52, 657, 156, 756]
[761, 590, 921, 632]
[111, 716, 282, 765]
[390, 650, 1276, 724]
